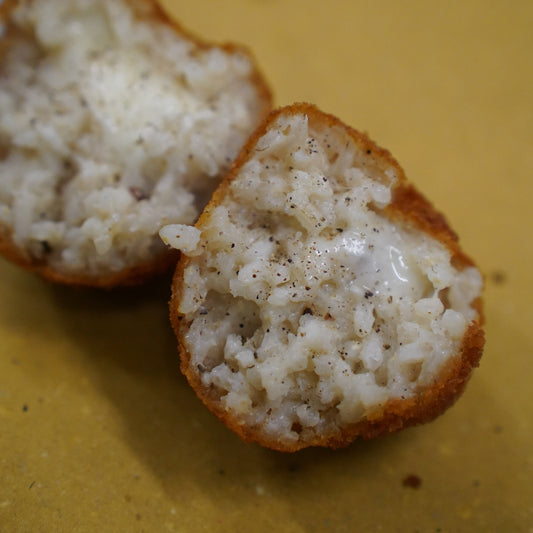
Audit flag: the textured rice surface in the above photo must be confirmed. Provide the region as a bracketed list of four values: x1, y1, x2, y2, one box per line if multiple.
[0, 0, 271, 286]
[166, 104, 484, 451]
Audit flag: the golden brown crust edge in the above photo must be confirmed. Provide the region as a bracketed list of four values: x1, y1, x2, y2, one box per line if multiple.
[0, 225, 179, 287]
[171, 104, 484, 452]
[0, 0, 272, 288]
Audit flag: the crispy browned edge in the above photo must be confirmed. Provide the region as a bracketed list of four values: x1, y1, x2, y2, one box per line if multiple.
[171, 103, 485, 452]
[0, 0, 272, 288]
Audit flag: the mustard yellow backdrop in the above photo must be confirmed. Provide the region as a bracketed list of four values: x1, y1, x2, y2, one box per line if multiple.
[1, 1, 531, 531]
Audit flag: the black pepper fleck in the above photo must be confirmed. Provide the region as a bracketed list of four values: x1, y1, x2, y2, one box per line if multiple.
[41, 241, 52, 254]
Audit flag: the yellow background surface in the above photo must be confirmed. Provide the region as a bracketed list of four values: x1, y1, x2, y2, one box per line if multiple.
[1, 1, 532, 531]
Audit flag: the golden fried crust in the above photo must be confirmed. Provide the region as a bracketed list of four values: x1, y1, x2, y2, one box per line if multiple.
[0, 224, 179, 287]
[171, 103, 485, 452]
[0, 0, 272, 288]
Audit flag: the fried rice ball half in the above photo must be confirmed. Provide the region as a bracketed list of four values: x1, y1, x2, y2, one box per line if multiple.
[162, 103, 484, 452]
[0, 0, 271, 287]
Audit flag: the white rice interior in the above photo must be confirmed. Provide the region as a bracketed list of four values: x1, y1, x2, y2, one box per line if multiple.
[166, 111, 482, 446]
[0, 0, 267, 276]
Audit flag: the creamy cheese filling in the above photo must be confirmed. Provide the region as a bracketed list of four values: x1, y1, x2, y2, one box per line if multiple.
[165, 112, 482, 444]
